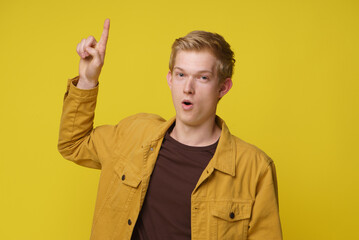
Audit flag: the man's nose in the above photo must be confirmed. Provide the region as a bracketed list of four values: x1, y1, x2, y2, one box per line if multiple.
[183, 77, 195, 94]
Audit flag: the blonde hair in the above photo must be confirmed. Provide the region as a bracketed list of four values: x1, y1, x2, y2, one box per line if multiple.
[169, 30, 235, 83]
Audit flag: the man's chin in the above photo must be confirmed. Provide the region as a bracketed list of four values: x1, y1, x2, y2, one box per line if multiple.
[176, 115, 207, 128]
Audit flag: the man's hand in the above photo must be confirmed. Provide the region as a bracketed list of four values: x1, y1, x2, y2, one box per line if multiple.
[76, 19, 110, 89]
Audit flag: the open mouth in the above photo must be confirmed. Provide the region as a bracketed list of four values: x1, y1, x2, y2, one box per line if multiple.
[182, 100, 193, 109]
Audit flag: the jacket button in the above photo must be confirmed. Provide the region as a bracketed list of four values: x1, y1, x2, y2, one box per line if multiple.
[150, 147, 154, 151]
[122, 175, 126, 181]
[128, 219, 132, 225]
[229, 212, 235, 219]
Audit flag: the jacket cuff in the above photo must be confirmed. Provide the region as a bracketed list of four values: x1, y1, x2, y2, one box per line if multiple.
[66, 76, 99, 98]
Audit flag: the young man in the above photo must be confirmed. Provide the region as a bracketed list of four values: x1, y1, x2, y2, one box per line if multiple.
[58, 19, 282, 240]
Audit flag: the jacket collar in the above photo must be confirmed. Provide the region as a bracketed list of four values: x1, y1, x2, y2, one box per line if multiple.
[149, 115, 236, 177]
[211, 116, 236, 176]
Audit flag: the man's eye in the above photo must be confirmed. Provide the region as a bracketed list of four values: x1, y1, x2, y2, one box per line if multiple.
[201, 76, 208, 80]
[179, 73, 184, 77]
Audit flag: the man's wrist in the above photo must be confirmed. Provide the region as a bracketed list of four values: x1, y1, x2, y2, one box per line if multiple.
[77, 77, 99, 89]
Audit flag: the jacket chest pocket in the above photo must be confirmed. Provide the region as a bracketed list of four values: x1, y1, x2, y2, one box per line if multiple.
[107, 163, 142, 213]
[210, 200, 253, 240]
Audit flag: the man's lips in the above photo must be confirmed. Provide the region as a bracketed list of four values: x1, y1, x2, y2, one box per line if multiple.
[182, 100, 193, 110]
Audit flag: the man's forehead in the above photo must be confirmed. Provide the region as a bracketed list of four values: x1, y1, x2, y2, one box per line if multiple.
[173, 50, 218, 73]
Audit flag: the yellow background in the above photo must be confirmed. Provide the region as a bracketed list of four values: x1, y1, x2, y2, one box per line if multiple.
[1, 0, 358, 239]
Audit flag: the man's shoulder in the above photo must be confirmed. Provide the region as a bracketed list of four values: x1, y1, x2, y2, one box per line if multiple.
[121, 113, 166, 124]
[230, 134, 273, 166]
[115, 113, 167, 134]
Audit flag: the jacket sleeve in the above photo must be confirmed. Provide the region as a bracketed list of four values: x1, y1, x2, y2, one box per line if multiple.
[57, 76, 116, 169]
[247, 161, 283, 240]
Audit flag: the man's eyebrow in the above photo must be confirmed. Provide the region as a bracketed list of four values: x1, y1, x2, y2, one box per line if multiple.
[173, 67, 213, 74]
[173, 67, 184, 71]
[197, 70, 213, 74]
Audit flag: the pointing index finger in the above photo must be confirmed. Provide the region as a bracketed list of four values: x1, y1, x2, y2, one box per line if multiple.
[98, 18, 110, 52]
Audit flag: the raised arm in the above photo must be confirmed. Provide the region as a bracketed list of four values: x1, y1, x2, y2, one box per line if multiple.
[58, 19, 113, 169]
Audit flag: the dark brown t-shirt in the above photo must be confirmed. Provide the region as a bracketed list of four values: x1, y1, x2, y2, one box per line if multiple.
[131, 127, 218, 240]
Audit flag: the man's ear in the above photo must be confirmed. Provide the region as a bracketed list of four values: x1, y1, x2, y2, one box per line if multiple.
[218, 78, 233, 99]
[166, 71, 172, 89]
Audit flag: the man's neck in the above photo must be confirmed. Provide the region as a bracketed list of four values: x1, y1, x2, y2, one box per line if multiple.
[170, 116, 221, 147]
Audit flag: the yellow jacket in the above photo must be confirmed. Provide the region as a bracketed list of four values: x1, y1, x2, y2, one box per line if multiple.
[58, 77, 282, 240]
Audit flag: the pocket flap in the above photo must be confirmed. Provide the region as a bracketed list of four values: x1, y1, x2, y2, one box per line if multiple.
[211, 200, 253, 222]
[115, 165, 142, 188]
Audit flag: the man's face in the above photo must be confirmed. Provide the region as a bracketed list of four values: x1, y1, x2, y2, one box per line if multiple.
[167, 50, 232, 127]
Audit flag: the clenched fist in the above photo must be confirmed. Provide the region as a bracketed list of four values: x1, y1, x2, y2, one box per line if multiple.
[76, 19, 110, 89]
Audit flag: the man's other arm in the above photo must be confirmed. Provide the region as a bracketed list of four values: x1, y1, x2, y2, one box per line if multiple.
[248, 161, 283, 240]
